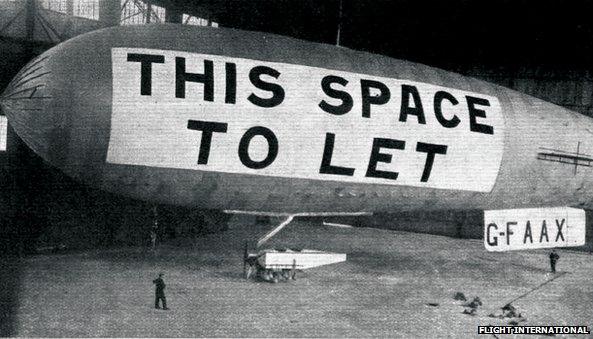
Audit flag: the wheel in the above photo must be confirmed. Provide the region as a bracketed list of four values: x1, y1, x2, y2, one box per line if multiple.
[271, 270, 281, 283]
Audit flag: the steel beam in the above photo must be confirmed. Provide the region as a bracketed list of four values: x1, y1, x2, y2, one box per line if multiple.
[66, 0, 74, 16]
[165, 6, 182, 24]
[25, 0, 36, 40]
[99, 0, 120, 27]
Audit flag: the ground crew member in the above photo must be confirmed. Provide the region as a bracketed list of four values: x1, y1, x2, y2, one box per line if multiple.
[153, 272, 169, 310]
[549, 250, 559, 273]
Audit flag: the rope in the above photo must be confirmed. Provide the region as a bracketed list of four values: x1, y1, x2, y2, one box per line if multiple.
[503, 272, 567, 307]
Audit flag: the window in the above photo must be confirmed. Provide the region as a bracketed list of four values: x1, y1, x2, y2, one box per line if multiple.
[73, 0, 99, 20]
[151, 4, 165, 22]
[121, 0, 165, 25]
[183, 14, 217, 27]
[0, 116, 7, 152]
[39, 0, 100, 20]
[40, 0, 69, 14]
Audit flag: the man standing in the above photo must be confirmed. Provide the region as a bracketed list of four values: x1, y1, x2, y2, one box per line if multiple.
[549, 250, 560, 273]
[153, 272, 169, 310]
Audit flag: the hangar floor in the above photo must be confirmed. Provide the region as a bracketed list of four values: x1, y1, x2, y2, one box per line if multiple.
[2, 216, 592, 337]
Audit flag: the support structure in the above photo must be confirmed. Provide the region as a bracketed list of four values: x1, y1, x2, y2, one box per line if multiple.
[25, 0, 36, 40]
[336, 0, 343, 46]
[145, 1, 151, 23]
[165, 6, 183, 24]
[99, 0, 120, 27]
[256, 215, 294, 248]
[66, 0, 74, 16]
[224, 210, 371, 248]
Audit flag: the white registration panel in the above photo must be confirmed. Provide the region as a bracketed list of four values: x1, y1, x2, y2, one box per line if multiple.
[484, 207, 586, 251]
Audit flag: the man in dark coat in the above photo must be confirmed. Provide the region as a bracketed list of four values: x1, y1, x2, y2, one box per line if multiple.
[549, 250, 560, 273]
[153, 273, 169, 310]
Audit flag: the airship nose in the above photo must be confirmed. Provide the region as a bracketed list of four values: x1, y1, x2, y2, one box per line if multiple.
[0, 54, 57, 160]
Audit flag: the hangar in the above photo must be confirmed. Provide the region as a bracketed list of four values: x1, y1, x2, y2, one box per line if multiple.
[0, 0, 592, 337]
[1, 0, 592, 252]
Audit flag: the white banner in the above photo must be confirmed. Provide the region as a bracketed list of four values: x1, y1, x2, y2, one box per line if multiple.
[108, 48, 504, 192]
[484, 207, 586, 251]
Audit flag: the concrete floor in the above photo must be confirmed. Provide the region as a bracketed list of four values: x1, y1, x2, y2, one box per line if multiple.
[2, 217, 592, 337]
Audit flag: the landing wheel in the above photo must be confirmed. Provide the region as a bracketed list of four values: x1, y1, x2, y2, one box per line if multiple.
[261, 269, 277, 283]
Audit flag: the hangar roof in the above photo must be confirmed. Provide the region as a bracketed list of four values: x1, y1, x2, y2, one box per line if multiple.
[148, 0, 593, 70]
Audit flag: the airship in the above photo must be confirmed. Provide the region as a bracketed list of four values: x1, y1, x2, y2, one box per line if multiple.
[1, 23, 592, 236]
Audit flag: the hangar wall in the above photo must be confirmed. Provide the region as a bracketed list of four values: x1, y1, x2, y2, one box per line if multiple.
[462, 66, 593, 117]
[0, 125, 224, 255]
[0, 0, 224, 255]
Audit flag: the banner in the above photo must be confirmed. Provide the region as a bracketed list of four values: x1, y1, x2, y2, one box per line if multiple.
[108, 48, 504, 192]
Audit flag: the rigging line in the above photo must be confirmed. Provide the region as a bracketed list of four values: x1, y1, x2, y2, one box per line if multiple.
[503, 271, 567, 307]
[19, 55, 50, 75]
[2, 85, 45, 99]
[10, 65, 45, 90]
[131, 0, 148, 16]
[120, 0, 130, 11]
[538, 146, 590, 157]
[28, 87, 37, 98]
[120, 11, 143, 22]
[34, 14, 56, 44]
[575, 141, 581, 175]
[2, 96, 52, 101]
[7, 71, 51, 95]
[7, 69, 43, 93]
[130, 0, 161, 23]
[0, 102, 42, 111]
[38, 9, 63, 41]
[36, 10, 63, 42]
[0, 7, 26, 34]
[336, 0, 343, 46]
